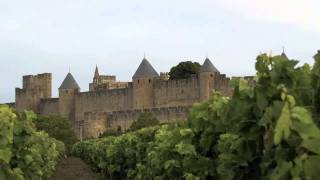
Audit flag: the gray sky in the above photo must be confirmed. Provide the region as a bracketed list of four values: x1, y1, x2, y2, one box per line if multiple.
[1, 0, 320, 103]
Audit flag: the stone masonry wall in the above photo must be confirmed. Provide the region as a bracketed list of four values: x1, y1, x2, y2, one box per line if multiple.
[75, 85, 133, 123]
[81, 106, 191, 138]
[153, 75, 200, 107]
[15, 73, 52, 113]
[39, 98, 59, 116]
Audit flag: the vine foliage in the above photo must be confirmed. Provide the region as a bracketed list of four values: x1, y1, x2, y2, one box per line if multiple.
[0, 106, 65, 180]
[73, 51, 320, 180]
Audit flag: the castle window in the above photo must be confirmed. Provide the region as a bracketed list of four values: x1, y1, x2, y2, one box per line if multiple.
[138, 80, 140, 84]
[149, 79, 151, 83]
[210, 74, 213, 77]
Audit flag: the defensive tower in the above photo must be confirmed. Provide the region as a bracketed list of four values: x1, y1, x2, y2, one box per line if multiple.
[58, 72, 80, 122]
[199, 58, 219, 101]
[132, 57, 159, 109]
[15, 73, 52, 113]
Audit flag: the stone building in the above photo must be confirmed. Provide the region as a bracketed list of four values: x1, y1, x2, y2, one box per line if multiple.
[12, 57, 241, 139]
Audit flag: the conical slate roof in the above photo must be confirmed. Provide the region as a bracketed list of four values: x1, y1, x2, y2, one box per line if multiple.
[200, 58, 219, 73]
[59, 73, 80, 89]
[133, 58, 159, 78]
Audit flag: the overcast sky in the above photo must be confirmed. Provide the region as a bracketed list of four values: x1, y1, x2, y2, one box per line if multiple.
[1, 0, 320, 103]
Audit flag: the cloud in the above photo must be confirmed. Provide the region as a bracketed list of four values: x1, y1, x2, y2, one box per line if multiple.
[216, 0, 320, 31]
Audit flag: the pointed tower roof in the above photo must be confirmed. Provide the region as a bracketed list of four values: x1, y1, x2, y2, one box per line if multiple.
[94, 65, 99, 77]
[133, 58, 159, 78]
[281, 47, 288, 59]
[200, 58, 219, 73]
[59, 73, 80, 89]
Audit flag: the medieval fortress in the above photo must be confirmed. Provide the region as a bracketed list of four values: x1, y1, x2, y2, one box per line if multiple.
[12, 57, 247, 139]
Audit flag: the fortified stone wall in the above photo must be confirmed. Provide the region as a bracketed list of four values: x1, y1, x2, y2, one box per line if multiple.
[15, 73, 52, 113]
[75, 84, 134, 122]
[82, 106, 191, 138]
[214, 74, 233, 96]
[82, 111, 108, 138]
[13, 57, 254, 139]
[153, 75, 200, 107]
[39, 98, 59, 116]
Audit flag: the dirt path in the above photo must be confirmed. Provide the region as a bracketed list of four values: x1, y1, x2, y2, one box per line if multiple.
[51, 157, 98, 180]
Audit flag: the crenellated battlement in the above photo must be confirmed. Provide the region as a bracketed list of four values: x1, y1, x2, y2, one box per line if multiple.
[15, 73, 52, 113]
[79, 87, 132, 98]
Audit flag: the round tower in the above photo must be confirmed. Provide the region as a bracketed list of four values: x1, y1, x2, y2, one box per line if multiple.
[199, 58, 219, 101]
[132, 57, 159, 109]
[58, 72, 80, 122]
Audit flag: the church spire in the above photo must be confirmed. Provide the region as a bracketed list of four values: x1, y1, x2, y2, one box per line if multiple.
[281, 46, 288, 58]
[93, 65, 99, 83]
[94, 65, 99, 77]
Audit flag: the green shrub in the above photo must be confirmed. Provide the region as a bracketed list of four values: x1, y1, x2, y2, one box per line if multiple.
[0, 106, 65, 180]
[129, 112, 160, 131]
[34, 115, 78, 154]
[99, 126, 123, 138]
[169, 61, 201, 80]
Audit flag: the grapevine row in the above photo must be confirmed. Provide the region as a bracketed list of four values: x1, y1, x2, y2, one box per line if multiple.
[0, 106, 65, 180]
[72, 52, 320, 180]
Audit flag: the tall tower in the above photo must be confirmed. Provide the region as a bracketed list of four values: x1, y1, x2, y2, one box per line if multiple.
[132, 57, 159, 109]
[58, 72, 80, 122]
[199, 58, 219, 101]
[15, 73, 52, 113]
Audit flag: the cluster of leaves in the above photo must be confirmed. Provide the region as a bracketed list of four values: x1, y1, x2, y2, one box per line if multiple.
[72, 126, 159, 179]
[99, 126, 123, 138]
[169, 61, 201, 80]
[129, 112, 160, 131]
[99, 112, 159, 138]
[34, 115, 78, 154]
[72, 51, 320, 179]
[0, 106, 65, 180]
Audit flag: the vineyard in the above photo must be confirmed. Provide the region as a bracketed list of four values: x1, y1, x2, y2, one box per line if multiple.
[0, 106, 65, 179]
[1, 52, 320, 180]
[72, 52, 320, 180]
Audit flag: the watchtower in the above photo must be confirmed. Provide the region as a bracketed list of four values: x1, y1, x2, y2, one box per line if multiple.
[199, 58, 219, 101]
[15, 73, 52, 113]
[58, 72, 80, 122]
[132, 57, 159, 109]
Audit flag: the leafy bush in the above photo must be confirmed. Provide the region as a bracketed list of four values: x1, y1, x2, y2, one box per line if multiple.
[129, 112, 160, 131]
[72, 52, 320, 180]
[72, 126, 160, 179]
[34, 115, 78, 154]
[99, 126, 123, 138]
[0, 106, 65, 180]
[169, 61, 201, 80]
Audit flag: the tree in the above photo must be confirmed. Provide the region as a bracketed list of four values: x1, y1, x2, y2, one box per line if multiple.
[169, 61, 201, 80]
[129, 112, 159, 131]
[34, 115, 78, 154]
[99, 126, 122, 138]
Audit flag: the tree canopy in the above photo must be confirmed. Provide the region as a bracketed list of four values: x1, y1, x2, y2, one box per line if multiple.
[169, 61, 201, 80]
[129, 112, 160, 131]
[34, 115, 78, 154]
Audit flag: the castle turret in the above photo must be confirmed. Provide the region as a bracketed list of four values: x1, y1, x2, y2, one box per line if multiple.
[15, 73, 52, 113]
[132, 57, 159, 109]
[58, 72, 80, 122]
[199, 58, 219, 101]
